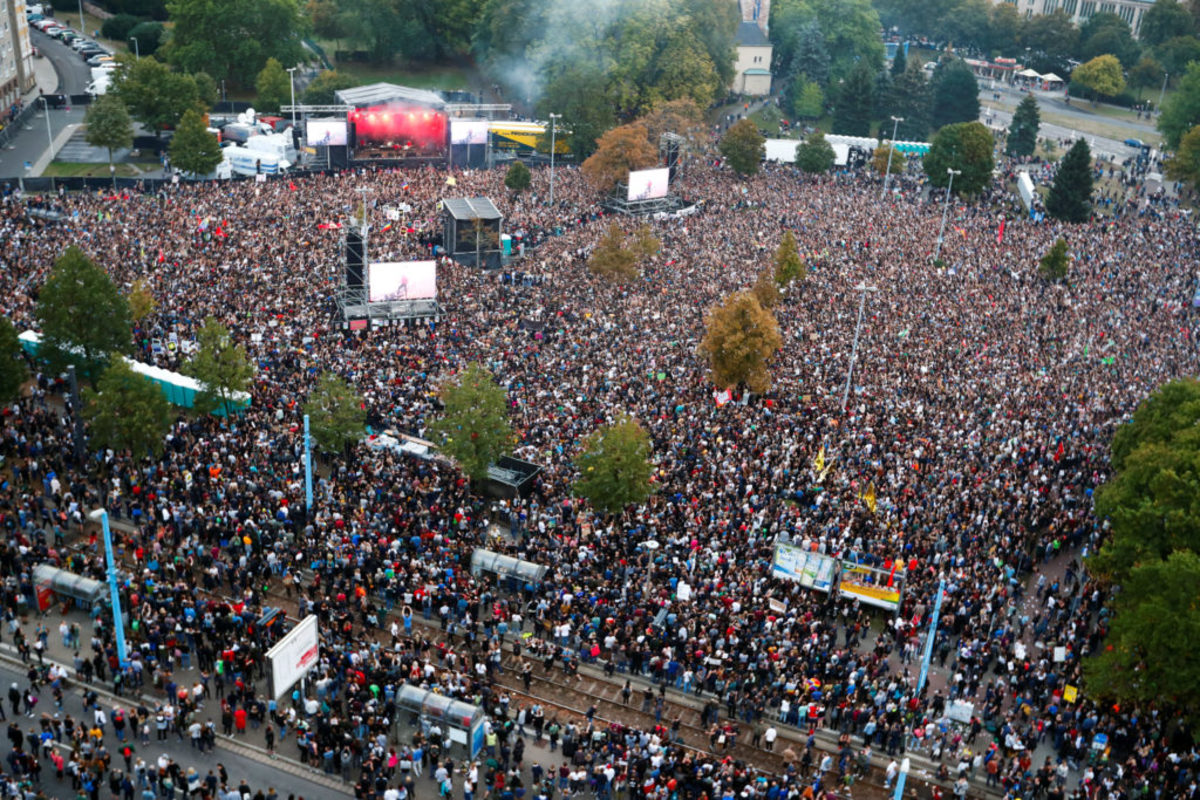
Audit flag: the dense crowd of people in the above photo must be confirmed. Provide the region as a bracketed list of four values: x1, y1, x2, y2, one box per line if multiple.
[0, 129, 1195, 800]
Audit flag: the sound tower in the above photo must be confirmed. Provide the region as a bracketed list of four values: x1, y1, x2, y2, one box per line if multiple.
[665, 142, 681, 182]
[344, 229, 365, 288]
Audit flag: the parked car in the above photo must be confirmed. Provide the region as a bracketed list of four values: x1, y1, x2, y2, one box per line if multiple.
[70, 38, 95, 50]
[27, 14, 44, 23]
[86, 54, 114, 66]
[79, 47, 107, 61]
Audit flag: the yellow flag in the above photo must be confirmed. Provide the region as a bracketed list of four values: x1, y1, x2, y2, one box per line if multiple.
[813, 446, 825, 474]
[446, 175, 458, 186]
[863, 481, 877, 514]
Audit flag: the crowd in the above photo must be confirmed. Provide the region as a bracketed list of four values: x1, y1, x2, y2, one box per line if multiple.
[0, 133, 1194, 800]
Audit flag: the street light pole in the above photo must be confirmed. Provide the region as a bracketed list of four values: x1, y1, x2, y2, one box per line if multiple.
[1157, 72, 1169, 116]
[89, 509, 128, 669]
[934, 168, 961, 263]
[77, 0, 85, 35]
[841, 282, 877, 415]
[287, 67, 298, 131]
[881, 115, 904, 199]
[41, 95, 52, 158]
[548, 113, 561, 206]
[129, 37, 138, 59]
[304, 413, 313, 512]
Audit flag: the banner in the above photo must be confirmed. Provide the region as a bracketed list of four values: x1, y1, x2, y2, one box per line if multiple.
[838, 561, 904, 610]
[771, 544, 836, 592]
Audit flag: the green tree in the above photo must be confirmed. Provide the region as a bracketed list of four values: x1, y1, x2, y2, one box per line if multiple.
[1021, 11, 1079, 76]
[0, 317, 28, 403]
[581, 122, 659, 193]
[885, 61, 932, 140]
[774, 230, 807, 285]
[1078, 12, 1140, 67]
[1166, 124, 1200, 190]
[504, 160, 532, 192]
[987, 3, 1023, 56]
[719, 118, 765, 177]
[795, 131, 836, 174]
[1007, 94, 1041, 157]
[127, 280, 156, 323]
[111, 55, 200, 138]
[923, 121, 995, 195]
[302, 70, 360, 104]
[101, 13, 140, 42]
[573, 415, 656, 515]
[128, 21, 165, 56]
[1083, 551, 1200, 725]
[871, 144, 904, 174]
[185, 318, 254, 417]
[84, 94, 134, 187]
[790, 20, 830, 87]
[1140, 0, 1195, 47]
[192, 72, 219, 108]
[1038, 237, 1070, 281]
[646, 27, 721, 110]
[935, 0, 992, 51]
[1154, 36, 1200, 83]
[255, 57, 291, 114]
[1159, 61, 1200, 149]
[536, 65, 617, 160]
[1072, 54, 1126, 100]
[1046, 138, 1093, 223]
[788, 76, 825, 121]
[930, 59, 981, 130]
[84, 358, 173, 458]
[428, 363, 512, 482]
[751, 268, 781, 310]
[890, 43, 907, 77]
[303, 372, 365, 456]
[589, 223, 640, 283]
[1128, 56, 1165, 100]
[165, 0, 306, 86]
[698, 291, 783, 393]
[832, 62, 874, 136]
[36, 248, 132, 381]
[169, 108, 224, 177]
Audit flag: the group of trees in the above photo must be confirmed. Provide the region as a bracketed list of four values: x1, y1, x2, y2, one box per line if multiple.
[825, 56, 979, 142]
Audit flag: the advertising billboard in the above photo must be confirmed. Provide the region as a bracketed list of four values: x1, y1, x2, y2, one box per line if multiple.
[627, 167, 670, 202]
[306, 119, 348, 147]
[450, 119, 489, 145]
[838, 562, 904, 611]
[368, 260, 437, 303]
[771, 544, 837, 592]
[266, 614, 319, 700]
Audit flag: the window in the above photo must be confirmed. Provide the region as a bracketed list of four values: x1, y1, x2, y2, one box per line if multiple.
[1062, 0, 1078, 14]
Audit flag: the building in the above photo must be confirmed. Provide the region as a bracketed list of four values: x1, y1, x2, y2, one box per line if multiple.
[733, 21, 773, 96]
[991, 0, 1158, 37]
[0, 0, 34, 112]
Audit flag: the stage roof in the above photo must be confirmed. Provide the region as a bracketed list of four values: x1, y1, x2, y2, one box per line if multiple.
[443, 197, 503, 221]
[335, 83, 446, 110]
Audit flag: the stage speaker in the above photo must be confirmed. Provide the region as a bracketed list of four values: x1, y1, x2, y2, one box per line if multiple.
[344, 230, 364, 288]
[666, 143, 681, 182]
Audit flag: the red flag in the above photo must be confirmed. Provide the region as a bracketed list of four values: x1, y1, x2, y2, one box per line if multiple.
[288, 181, 296, 191]
[997, 218, 1006, 244]
[887, 562, 898, 587]
[156, 250, 165, 264]
[1054, 440, 1064, 462]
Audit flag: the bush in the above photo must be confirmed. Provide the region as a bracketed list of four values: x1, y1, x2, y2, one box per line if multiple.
[102, 0, 167, 20]
[49, 0, 76, 11]
[1067, 80, 1138, 108]
[127, 21, 163, 56]
[100, 14, 140, 43]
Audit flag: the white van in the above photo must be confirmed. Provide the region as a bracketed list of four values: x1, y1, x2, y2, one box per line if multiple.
[223, 146, 287, 176]
[86, 76, 110, 96]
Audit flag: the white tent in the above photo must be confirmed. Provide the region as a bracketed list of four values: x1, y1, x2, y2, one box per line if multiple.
[1017, 68, 1042, 79]
[1041, 72, 1064, 84]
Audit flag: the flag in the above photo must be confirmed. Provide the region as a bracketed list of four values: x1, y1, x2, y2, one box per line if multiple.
[156, 250, 165, 264]
[713, 389, 731, 406]
[997, 218, 1006, 243]
[1054, 440, 1064, 462]
[886, 560, 898, 587]
[813, 446, 826, 474]
[862, 481, 877, 514]
[380, 222, 394, 233]
[317, 222, 342, 230]
[288, 181, 297, 191]
[446, 176, 457, 186]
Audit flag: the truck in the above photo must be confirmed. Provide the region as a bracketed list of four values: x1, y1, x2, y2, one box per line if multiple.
[242, 130, 296, 167]
[223, 146, 288, 176]
[86, 75, 110, 96]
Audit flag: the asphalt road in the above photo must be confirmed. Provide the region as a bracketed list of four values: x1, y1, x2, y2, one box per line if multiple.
[31, 27, 92, 96]
[0, 651, 348, 799]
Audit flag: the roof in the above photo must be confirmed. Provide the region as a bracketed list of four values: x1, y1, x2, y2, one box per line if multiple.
[736, 21, 770, 47]
[334, 82, 446, 109]
[744, 68, 772, 76]
[443, 197, 503, 221]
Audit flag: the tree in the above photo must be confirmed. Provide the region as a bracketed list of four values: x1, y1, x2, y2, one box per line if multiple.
[884, 61, 932, 140]
[1021, 11, 1079, 74]
[1078, 13, 1140, 68]
[1166, 125, 1200, 190]
[83, 358, 173, 458]
[1083, 551, 1200, 725]
[788, 75, 824, 121]
[573, 415, 655, 514]
[1154, 36, 1200, 83]
[185, 318, 255, 417]
[871, 144, 904, 175]
[1128, 56, 1166, 100]
[84, 94, 134, 187]
[1072, 54, 1126, 101]
[832, 62, 874, 136]
[719, 119, 765, 177]
[0, 317, 28, 403]
[1159, 61, 1200, 149]
[192, 72, 219, 108]
[427, 363, 512, 482]
[890, 43, 907, 77]
[1046, 138, 1093, 223]
[646, 28, 722, 110]
[589, 224, 639, 283]
[751, 269, 781, 310]
[303, 372, 365, 456]
[698, 291, 783, 393]
[930, 59, 981, 130]
[923, 122, 995, 195]
[128, 21, 165, 57]
[581, 122, 659, 193]
[774, 230, 807, 286]
[164, 0, 306, 86]
[36, 248, 132, 381]
[504, 160, 531, 193]
[302, 70, 360, 104]
[987, 3, 1023, 56]
[1038, 237, 1070, 281]
[638, 98, 706, 147]
[796, 132, 836, 174]
[1007, 94, 1041, 157]
[111, 55, 200, 138]
[101, 13, 140, 42]
[127, 280, 156, 322]
[790, 20, 830, 88]
[254, 57, 291, 114]
[169, 109, 224, 177]
[1140, 0, 1195, 47]
[537, 65, 617, 161]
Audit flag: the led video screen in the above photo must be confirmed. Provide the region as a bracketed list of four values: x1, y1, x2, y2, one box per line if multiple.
[627, 168, 670, 202]
[450, 119, 489, 145]
[306, 119, 347, 147]
[368, 261, 437, 303]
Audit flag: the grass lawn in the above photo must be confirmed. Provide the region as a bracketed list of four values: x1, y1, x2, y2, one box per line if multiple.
[748, 105, 784, 136]
[318, 51, 474, 92]
[43, 161, 153, 178]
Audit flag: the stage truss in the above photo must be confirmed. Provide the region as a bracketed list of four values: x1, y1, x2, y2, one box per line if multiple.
[601, 191, 684, 216]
